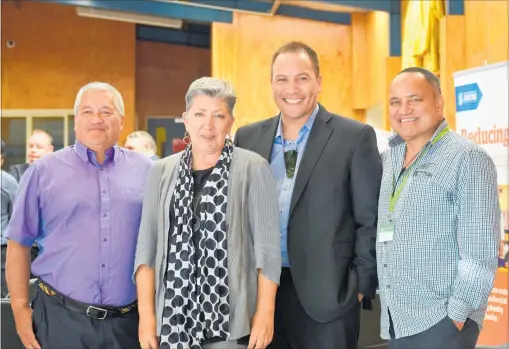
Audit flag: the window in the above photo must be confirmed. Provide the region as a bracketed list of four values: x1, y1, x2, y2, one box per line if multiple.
[1, 110, 74, 169]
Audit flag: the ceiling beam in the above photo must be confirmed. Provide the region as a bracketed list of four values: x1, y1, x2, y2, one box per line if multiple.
[276, 4, 351, 25]
[311, 0, 391, 12]
[180, 0, 352, 24]
[270, 0, 281, 15]
[389, 0, 401, 56]
[168, 0, 273, 14]
[136, 24, 210, 48]
[45, 0, 233, 24]
[446, 0, 464, 15]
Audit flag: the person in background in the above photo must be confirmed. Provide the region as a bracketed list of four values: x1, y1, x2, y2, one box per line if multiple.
[1, 140, 18, 298]
[134, 77, 281, 349]
[9, 129, 54, 182]
[234, 41, 382, 349]
[8, 130, 53, 267]
[377, 67, 500, 349]
[125, 131, 160, 161]
[6, 82, 152, 349]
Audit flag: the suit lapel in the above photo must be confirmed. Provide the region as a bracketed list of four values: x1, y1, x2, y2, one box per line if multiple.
[289, 108, 333, 216]
[254, 116, 279, 162]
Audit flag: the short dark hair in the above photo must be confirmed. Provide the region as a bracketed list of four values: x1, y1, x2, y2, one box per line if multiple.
[271, 41, 320, 78]
[398, 67, 442, 95]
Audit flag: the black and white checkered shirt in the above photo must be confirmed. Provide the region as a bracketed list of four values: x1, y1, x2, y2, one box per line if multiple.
[377, 120, 501, 340]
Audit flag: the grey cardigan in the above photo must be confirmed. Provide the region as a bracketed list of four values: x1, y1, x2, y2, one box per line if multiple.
[133, 147, 282, 339]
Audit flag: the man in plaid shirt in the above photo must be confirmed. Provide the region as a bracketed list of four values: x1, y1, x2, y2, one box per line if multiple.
[377, 67, 500, 349]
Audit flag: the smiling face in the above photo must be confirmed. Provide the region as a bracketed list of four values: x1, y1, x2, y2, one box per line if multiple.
[184, 94, 234, 156]
[388, 72, 444, 144]
[271, 51, 322, 122]
[74, 89, 124, 152]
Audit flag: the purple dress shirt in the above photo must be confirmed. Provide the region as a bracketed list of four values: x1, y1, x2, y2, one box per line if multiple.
[6, 141, 152, 306]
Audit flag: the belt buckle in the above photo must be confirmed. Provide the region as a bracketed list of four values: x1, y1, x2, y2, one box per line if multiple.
[86, 305, 108, 320]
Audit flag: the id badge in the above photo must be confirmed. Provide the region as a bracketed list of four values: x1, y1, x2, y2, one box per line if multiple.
[379, 223, 394, 242]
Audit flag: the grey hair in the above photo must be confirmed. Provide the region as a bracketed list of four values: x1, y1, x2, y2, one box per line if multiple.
[126, 131, 157, 152]
[185, 77, 236, 117]
[74, 82, 125, 116]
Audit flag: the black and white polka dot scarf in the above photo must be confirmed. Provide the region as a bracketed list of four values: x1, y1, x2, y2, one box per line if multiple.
[160, 140, 233, 349]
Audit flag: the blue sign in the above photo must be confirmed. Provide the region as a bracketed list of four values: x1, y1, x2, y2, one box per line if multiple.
[455, 83, 483, 112]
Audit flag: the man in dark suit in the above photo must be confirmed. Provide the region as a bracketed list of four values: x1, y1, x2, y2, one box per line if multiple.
[234, 41, 382, 349]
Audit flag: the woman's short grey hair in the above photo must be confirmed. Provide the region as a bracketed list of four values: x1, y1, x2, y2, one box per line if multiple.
[185, 77, 236, 117]
[74, 82, 125, 116]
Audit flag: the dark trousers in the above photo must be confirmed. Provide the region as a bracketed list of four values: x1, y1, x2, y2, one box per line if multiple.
[388, 312, 480, 349]
[32, 287, 140, 349]
[1, 245, 7, 297]
[267, 268, 361, 349]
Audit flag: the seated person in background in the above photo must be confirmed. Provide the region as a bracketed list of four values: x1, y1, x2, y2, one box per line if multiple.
[9, 129, 54, 182]
[134, 77, 281, 349]
[125, 130, 160, 161]
[6, 82, 152, 349]
[1, 140, 18, 298]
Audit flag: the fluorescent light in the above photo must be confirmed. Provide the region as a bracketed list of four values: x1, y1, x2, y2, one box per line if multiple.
[76, 7, 183, 29]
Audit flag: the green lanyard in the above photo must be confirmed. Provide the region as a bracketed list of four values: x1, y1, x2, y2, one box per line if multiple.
[389, 126, 450, 213]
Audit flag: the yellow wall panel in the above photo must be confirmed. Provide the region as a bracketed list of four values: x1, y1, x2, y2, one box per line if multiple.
[351, 13, 368, 109]
[212, 12, 355, 131]
[1, 1, 136, 141]
[364, 11, 390, 109]
[439, 15, 466, 131]
[465, 0, 509, 67]
[136, 41, 210, 128]
[382, 57, 402, 131]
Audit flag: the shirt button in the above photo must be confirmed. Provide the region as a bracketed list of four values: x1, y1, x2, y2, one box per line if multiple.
[102, 213, 107, 217]
[384, 264, 387, 267]
[284, 186, 288, 190]
[103, 238, 107, 242]
[102, 264, 106, 267]
[387, 285, 391, 289]
[279, 209, 283, 214]
[102, 190, 106, 194]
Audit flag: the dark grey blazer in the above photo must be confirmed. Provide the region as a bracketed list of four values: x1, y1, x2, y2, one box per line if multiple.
[8, 163, 30, 183]
[234, 104, 382, 323]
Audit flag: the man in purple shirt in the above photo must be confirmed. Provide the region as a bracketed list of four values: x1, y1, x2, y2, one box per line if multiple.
[5, 82, 152, 349]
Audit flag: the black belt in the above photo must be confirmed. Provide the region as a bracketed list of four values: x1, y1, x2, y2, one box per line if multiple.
[36, 278, 137, 320]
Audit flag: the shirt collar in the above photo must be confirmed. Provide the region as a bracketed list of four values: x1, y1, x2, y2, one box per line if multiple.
[74, 140, 119, 165]
[389, 119, 449, 148]
[275, 104, 319, 144]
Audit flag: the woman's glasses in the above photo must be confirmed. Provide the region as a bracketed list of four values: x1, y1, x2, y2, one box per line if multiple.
[284, 150, 298, 178]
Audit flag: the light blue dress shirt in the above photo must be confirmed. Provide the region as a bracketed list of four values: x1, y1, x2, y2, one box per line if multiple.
[270, 105, 319, 267]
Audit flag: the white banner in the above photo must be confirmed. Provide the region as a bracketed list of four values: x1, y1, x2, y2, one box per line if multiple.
[454, 62, 509, 185]
[454, 61, 509, 348]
